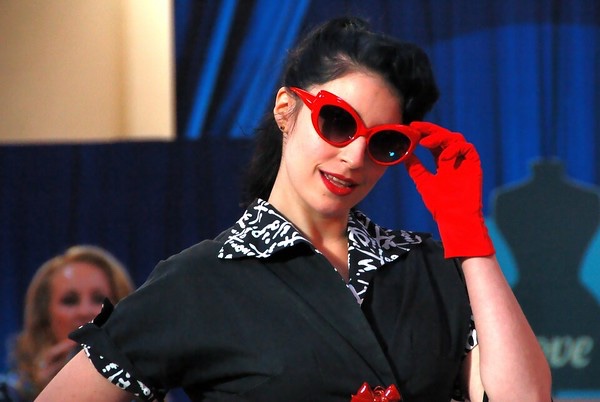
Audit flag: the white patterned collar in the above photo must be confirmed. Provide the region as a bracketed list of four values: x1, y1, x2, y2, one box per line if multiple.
[218, 199, 426, 301]
[218, 198, 424, 263]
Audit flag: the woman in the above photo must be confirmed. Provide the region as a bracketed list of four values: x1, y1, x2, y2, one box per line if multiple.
[0, 245, 134, 401]
[36, 17, 551, 401]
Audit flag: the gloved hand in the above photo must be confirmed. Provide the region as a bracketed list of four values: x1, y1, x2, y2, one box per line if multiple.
[404, 121, 495, 258]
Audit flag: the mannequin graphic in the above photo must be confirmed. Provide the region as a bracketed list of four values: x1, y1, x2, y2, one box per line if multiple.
[493, 159, 600, 390]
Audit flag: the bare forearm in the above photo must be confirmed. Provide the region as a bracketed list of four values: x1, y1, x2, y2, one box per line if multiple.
[461, 256, 552, 401]
[35, 351, 132, 402]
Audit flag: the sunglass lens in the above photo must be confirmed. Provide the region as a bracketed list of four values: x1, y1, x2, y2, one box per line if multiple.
[318, 105, 357, 143]
[369, 130, 411, 163]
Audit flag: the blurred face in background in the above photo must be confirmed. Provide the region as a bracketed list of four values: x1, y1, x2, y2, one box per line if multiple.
[48, 261, 112, 342]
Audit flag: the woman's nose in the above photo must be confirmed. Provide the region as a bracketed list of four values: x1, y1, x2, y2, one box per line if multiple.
[77, 299, 102, 321]
[339, 137, 368, 168]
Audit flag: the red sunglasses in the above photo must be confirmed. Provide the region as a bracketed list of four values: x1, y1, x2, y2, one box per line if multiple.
[289, 87, 419, 166]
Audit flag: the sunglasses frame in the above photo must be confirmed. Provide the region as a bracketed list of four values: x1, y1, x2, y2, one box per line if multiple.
[289, 86, 420, 166]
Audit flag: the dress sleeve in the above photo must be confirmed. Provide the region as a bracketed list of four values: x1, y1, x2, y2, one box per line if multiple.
[465, 314, 478, 352]
[73, 301, 165, 401]
[69, 241, 220, 401]
[450, 315, 478, 401]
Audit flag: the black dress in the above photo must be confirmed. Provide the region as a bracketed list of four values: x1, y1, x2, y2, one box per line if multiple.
[71, 199, 473, 401]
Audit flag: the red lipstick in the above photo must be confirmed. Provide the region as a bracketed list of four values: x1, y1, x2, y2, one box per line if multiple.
[320, 171, 355, 196]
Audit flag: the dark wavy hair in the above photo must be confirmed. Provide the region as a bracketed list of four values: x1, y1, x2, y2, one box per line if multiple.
[242, 16, 439, 206]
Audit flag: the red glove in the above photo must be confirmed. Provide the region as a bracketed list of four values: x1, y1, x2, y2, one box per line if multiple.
[404, 121, 495, 259]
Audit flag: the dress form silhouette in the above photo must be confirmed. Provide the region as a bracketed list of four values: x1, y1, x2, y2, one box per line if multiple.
[493, 159, 600, 390]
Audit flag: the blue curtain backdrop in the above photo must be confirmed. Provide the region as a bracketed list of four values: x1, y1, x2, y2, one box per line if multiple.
[1, 0, 599, 398]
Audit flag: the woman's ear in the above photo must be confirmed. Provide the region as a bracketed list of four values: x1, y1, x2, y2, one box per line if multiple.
[273, 87, 295, 132]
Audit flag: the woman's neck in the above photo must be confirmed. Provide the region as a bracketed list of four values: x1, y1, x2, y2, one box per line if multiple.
[267, 195, 351, 281]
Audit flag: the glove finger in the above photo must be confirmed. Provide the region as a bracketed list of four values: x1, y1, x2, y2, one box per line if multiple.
[438, 141, 475, 161]
[419, 131, 465, 150]
[437, 142, 481, 172]
[409, 121, 445, 134]
[410, 121, 465, 150]
[404, 154, 432, 183]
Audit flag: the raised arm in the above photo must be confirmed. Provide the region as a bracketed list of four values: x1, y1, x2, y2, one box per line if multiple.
[461, 255, 551, 400]
[35, 350, 133, 402]
[405, 122, 552, 401]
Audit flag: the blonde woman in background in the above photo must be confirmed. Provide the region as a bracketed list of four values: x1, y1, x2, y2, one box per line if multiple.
[0, 245, 134, 402]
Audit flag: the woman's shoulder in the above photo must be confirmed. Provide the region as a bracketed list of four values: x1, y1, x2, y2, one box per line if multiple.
[161, 224, 241, 266]
[139, 227, 248, 289]
[164, 237, 224, 265]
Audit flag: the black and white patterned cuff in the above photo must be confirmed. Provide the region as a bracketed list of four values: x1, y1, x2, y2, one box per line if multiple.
[82, 344, 158, 401]
[70, 300, 166, 402]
